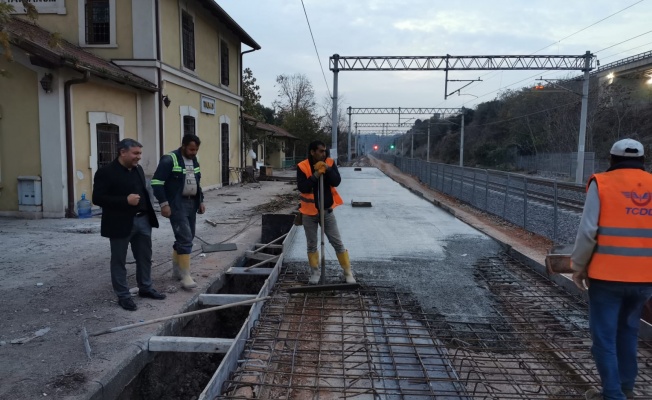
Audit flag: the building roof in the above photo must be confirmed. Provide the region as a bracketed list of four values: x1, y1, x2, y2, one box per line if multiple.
[197, 1, 261, 50]
[243, 113, 299, 140]
[5, 17, 158, 91]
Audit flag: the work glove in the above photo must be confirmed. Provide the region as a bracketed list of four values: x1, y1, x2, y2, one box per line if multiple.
[572, 269, 589, 291]
[313, 161, 328, 175]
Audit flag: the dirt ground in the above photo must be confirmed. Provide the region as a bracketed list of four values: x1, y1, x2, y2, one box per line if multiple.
[0, 158, 557, 400]
[0, 177, 297, 400]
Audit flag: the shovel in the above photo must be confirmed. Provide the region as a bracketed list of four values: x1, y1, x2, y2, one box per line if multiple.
[81, 296, 269, 359]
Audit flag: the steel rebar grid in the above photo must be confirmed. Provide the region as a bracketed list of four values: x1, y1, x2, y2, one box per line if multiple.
[218, 255, 652, 399]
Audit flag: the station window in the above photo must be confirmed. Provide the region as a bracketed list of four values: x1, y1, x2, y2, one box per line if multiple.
[182, 11, 195, 70]
[97, 123, 120, 168]
[85, 0, 110, 45]
[183, 116, 196, 136]
[220, 40, 229, 86]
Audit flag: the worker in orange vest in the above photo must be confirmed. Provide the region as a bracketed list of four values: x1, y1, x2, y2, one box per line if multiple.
[571, 138, 652, 400]
[297, 140, 354, 284]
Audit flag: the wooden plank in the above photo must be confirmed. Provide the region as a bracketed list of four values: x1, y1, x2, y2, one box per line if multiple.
[226, 267, 273, 275]
[199, 294, 257, 306]
[245, 250, 278, 261]
[254, 244, 283, 249]
[149, 337, 234, 353]
[251, 233, 288, 254]
[201, 242, 237, 253]
[244, 255, 280, 271]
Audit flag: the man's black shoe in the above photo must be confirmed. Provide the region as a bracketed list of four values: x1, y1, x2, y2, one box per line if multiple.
[139, 288, 166, 300]
[118, 298, 137, 311]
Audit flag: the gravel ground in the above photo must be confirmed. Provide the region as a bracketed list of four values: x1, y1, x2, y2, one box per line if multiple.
[0, 178, 298, 400]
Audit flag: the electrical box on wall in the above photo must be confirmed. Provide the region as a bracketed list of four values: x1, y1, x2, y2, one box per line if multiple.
[17, 176, 43, 211]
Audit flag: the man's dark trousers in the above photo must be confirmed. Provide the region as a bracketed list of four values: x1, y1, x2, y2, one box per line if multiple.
[110, 215, 153, 299]
[171, 198, 197, 254]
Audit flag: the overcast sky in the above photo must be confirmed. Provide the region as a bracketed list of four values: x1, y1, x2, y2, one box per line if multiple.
[219, 0, 652, 126]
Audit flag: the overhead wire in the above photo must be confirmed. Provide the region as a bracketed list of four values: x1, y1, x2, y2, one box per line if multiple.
[531, 0, 645, 55]
[300, 0, 332, 99]
[469, 82, 652, 129]
[470, 100, 582, 128]
[461, 28, 652, 106]
[465, 0, 647, 101]
[599, 40, 652, 61]
[595, 29, 652, 53]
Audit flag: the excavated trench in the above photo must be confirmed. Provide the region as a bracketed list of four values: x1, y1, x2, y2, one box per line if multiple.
[117, 270, 269, 400]
[115, 214, 294, 400]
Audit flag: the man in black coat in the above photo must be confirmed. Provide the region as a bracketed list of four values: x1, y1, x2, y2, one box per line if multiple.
[93, 139, 165, 311]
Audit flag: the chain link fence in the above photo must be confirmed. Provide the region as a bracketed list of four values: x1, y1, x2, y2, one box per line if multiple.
[377, 155, 586, 244]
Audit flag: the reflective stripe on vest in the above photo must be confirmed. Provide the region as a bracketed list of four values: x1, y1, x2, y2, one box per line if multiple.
[298, 158, 343, 216]
[588, 169, 652, 282]
[169, 152, 183, 173]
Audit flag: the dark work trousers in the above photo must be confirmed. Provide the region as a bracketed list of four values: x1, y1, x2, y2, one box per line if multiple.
[109, 215, 153, 300]
[170, 198, 197, 255]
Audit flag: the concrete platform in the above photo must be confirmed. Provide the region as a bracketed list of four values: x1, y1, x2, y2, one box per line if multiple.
[286, 167, 491, 263]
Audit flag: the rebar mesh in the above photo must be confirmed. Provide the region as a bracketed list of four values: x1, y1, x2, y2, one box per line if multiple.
[218, 254, 652, 399]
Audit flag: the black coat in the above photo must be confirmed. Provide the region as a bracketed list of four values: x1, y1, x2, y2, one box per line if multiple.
[93, 159, 159, 238]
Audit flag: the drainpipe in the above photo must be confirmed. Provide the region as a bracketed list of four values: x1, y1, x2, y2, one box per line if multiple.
[64, 71, 90, 218]
[240, 48, 258, 170]
[155, 0, 164, 157]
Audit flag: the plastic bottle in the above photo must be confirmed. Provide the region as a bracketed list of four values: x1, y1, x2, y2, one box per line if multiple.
[77, 192, 92, 219]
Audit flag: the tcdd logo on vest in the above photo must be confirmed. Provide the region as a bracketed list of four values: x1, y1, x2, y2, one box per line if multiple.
[622, 191, 652, 207]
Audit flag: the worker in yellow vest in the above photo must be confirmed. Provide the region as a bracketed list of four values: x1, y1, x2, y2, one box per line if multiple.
[571, 138, 652, 400]
[297, 140, 354, 284]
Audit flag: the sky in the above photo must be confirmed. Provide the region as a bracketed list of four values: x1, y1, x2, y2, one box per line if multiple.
[219, 0, 652, 127]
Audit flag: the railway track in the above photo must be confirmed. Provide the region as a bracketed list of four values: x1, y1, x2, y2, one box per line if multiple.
[430, 167, 587, 212]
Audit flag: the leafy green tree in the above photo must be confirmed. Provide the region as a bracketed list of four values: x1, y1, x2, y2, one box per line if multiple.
[242, 67, 262, 119]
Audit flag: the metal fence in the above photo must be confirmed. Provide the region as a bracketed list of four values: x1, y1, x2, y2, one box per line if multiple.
[283, 157, 298, 168]
[378, 155, 586, 244]
[515, 152, 597, 181]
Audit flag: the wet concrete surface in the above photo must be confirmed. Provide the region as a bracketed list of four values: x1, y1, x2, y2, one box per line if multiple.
[285, 167, 505, 319]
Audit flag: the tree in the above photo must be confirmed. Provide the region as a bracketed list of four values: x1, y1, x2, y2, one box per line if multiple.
[242, 67, 262, 120]
[274, 73, 316, 115]
[1, 1, 37, 61]
[273, 73, 326, 149]
[1, 1, 61, 78]
[241, 67, 268, 154]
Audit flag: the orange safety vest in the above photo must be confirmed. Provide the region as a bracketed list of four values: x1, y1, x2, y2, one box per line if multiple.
[298, 158, 343, 216]
[588, 169, 652, 282]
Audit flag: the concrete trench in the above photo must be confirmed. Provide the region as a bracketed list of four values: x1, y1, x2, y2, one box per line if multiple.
[117, 273, 268, 400]
[107, 167, 652, 399]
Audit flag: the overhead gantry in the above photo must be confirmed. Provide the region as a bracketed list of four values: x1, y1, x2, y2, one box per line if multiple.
[330, 53, 596, 183]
